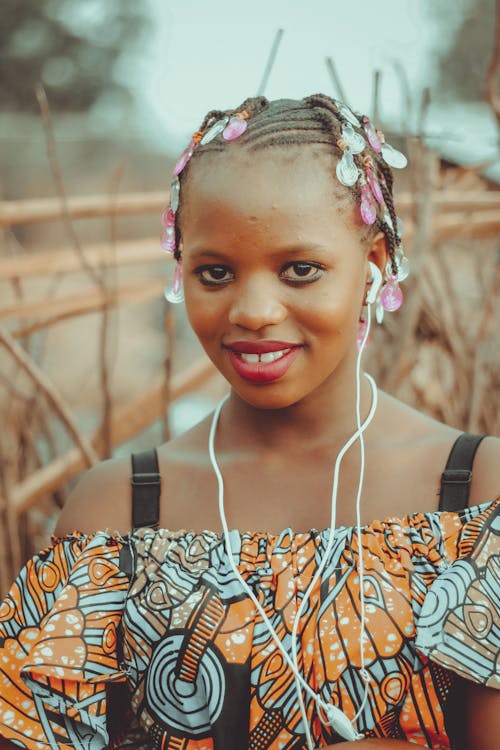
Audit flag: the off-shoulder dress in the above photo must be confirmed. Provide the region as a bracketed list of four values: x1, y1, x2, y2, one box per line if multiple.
[0, 435, 498, 749]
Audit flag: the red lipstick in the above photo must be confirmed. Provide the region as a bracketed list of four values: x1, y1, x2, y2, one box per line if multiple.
[224, 340, 302, 384]
[225, 340, 299, 354]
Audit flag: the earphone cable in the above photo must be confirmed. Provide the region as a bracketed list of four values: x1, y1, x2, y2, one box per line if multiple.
[208, 346, 377, 744]
[289, 301, 375, 744]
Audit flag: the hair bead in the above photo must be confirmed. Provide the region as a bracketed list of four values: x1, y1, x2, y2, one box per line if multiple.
[161, 94, 409, 314]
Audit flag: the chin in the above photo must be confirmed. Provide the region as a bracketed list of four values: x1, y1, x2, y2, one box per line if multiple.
[228, 381, 310, 411]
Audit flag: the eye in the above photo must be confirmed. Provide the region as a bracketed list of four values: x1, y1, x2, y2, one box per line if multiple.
[280, 261, 325, 284]
[195, 265, 234, 286]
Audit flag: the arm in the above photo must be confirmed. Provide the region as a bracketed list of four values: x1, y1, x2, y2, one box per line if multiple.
[466, 682, 500, 750]
[321, 684, 500, 749]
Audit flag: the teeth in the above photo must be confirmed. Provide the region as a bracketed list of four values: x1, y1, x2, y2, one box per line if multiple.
[240, 349, 290, 364]
[240, 353, 259, 363]
[261, 351, 285, 363]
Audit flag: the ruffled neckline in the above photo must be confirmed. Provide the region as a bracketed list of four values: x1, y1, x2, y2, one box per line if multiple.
[135, 499, 497, 542]
[52, 499, 496, 545]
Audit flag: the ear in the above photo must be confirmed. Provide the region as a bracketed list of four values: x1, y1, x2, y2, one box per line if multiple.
[365, 231, 389, 282]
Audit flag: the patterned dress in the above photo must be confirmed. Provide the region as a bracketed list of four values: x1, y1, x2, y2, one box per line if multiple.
[0, 499, 498, 750]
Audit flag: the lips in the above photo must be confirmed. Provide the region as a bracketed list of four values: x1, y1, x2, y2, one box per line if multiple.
[224, 340, 302, 383]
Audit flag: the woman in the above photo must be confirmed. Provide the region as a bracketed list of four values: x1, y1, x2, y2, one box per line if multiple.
[0, 95, 498, 749]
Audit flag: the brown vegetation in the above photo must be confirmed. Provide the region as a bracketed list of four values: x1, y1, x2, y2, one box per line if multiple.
[1, 60, 500, 595]
[1, 147, 499, 595]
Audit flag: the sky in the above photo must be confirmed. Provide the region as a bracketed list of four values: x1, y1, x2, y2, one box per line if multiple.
[16, 0, 492, 174]
[135, 0, 452, 151]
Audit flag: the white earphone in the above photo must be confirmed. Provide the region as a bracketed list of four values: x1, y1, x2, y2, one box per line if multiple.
[206, 260, 385, 746]
[365, 261, 383, 305]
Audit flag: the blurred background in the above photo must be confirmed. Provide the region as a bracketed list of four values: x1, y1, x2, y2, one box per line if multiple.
[0, 0, 499, 591]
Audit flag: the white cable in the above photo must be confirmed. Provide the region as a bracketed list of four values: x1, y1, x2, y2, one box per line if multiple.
[353, 302, 373, 722]
[208, 328, 377, 744]
[289, 303, 375, 746]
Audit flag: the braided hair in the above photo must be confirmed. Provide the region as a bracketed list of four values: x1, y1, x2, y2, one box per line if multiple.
[174, 94, 401, 274]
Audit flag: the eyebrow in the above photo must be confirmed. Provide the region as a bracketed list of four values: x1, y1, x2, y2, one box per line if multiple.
[188, 249, 232, 262]
[187, 243, 331, 261]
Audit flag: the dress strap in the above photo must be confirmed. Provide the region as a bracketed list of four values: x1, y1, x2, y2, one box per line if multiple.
[439, 433, 485, 512]
[131, 448, 161, 529]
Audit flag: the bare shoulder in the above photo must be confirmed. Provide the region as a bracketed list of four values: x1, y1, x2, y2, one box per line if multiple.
[470, 435, 500, 505]
[55, 456, 132, 536]
[55, 414, 214, 538]
[378, 391, 499, 507]
[376, 390, 461, 455]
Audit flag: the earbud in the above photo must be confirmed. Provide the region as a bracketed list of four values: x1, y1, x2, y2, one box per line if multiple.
[321, 703, 363, 741]
[365, 261, 383, 305]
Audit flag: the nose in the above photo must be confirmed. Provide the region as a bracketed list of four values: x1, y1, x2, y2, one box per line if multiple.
[228, 274, 287, 330]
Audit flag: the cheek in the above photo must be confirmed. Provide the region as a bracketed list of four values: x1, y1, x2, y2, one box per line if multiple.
[304, 277, 363, 336]
[184, 285, 225, 344]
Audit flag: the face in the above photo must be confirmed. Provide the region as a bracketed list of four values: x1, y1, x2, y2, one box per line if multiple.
[180, 147, 382, 410]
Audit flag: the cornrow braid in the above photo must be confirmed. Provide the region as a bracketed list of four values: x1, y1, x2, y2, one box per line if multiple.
[305, 93, 403, 275]
[302, 94, 367, 218]
[199, 109, 227, 131]
[378, 181, 399, 275]
[170, 94, 405, 279]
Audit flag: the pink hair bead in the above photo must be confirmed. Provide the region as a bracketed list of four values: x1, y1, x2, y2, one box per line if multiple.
[172, 261, 183, 293]
[380, 276, 403, 311]
[366, 168, 383, 204]
[223, 116, 248, 141]
[362, 117, 382, 153]
[360, 184, 377, 225]
[173, 140, 196, 176]
[162, 207, 176, 227]
[174, 150, 190, 176]
[160, 229, 175, 254]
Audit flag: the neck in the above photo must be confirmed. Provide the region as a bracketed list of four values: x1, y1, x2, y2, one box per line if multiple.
[220, 359, 375, 455]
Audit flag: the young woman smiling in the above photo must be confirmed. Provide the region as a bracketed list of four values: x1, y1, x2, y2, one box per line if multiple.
[0, 96, 498, 750]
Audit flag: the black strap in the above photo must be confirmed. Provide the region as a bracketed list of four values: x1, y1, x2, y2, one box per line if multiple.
[439, 433, 485, 512]
[131, 449, 161, 529]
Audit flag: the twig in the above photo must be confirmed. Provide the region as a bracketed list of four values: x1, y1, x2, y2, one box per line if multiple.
[0, 237, 161, 280]
[35, 86, 118, 444]
[485, 0, 500, 127]
[98, 162, 125, 458]
[417, 88, 431, 140]
[34, 84, 100, 287]
[0, 524, 14, 595]
[391, 60, 412, 132]
[385, 148, 440, 392]
[1, 277, 165, 324]
[325, 57, 349, 105]
[1, 190, 498, 232]
[0, 474, 16, 595]
[0, 370, 31, 400]
[372, 70, 381, 127]
[467, 255, 499, 429]
[34, 88, 116, 446]
[5, 235, 30, 353]
[0, 327, 99, 467]
[257, 29, 284, 96]
[0, 192, 167, 227]
[10, 356, 218, 516]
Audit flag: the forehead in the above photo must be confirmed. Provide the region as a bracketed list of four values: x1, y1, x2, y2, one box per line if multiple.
[180, 145, 358, 237]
